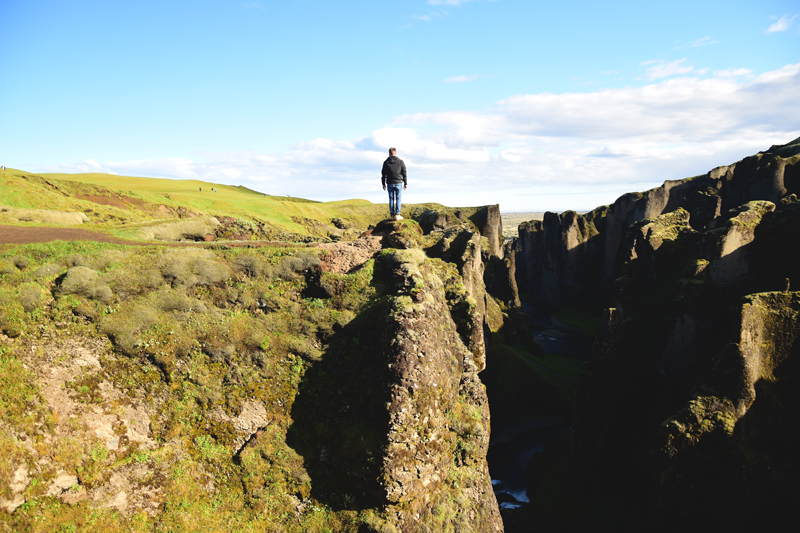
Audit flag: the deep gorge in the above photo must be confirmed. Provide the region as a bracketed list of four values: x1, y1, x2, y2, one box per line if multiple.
[1, 137, 799, 532]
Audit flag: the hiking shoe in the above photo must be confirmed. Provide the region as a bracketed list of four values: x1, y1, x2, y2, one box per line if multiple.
[395, 215, 403, 221]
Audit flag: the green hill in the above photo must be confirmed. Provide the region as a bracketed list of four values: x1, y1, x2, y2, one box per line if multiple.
[0, 168, 478, 242]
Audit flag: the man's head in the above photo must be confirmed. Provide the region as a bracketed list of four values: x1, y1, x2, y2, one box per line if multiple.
[389, 147, 396, 156]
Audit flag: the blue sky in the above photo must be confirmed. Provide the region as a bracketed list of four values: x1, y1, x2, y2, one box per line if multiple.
[1, 0, 798, 212]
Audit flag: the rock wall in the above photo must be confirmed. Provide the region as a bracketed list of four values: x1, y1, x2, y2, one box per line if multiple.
[516, 136, 800, 308]
[567, 144, 800, 530]
[379, 249, 502, 532]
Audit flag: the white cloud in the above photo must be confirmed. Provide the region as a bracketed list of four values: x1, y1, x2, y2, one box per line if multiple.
[640, 59, 694, 80]
[767, 14, 798, 33]
[714, 68, 754, 78]
[428, 0, 469, 5]
[47, 159, 118, 175]
[691, 36, 718, 47]
[444, 74, 479, 83]
[242, 2, 267, 10]
[53, 63, 800, 212]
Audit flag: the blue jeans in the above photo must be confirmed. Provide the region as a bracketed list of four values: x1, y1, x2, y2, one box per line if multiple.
[387, 182, 403, 216]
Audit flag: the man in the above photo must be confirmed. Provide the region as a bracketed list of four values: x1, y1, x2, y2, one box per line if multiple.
[381, 147, 407, 220]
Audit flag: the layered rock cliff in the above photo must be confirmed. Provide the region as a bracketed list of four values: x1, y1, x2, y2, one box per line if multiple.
[518, 137, 800, 309]
[513, 137, 800, 531]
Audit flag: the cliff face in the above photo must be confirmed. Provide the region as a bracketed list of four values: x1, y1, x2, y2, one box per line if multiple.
[0, 217, 506, 532]
[557, 139, 800, 530]
[379, 249, 501, 532]
[517, 137, 800, 309]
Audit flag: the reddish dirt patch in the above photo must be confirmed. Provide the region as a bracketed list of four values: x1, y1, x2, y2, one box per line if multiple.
[76, 194, 145, 210]
[0, 225, 149, 246]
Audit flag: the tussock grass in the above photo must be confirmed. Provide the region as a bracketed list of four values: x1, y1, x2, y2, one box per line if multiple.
[0, 288, 26, 337]
[138, 217, 220, 241]
[59, 266, 113, 304]
[0, 205, 89, 225]
[17, 282, 45, 313]
[160, 248, 231, 288]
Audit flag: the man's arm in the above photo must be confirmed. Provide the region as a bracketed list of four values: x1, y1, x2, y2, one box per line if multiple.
[381, 162, 387, 190]
[401, 161, 407, 189]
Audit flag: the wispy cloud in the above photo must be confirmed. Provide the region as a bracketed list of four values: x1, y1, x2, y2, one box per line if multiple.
[691, 36, 718, 47]
[767, 13, 798, 33]
[50, 63, 800, 212]
[444, 74, 480, 83]
[412, 10, 448, 22]
[428, 0, 470, 5]
[640, 58, 694, 80]
[714, 67, 754, 78]
[242, 2, 267, 10]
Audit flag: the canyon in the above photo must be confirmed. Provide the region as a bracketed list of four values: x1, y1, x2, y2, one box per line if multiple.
[1, 136, 798, 531]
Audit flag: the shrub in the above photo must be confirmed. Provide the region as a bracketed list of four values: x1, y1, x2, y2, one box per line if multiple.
[64, 254, 86, 267]
[0, 290, 25, 337]
[140, 217, 220, 241]
[100, 303, 160, 354]
[232, 252, 320, 281]
[17, 282, 44, 313]
[34, 263, 62, 279]
[59, 266, 113, 304]
[106, 263, 165, 300]
[153, 287, 207, 313]
[0, 260, 15, 276]
[273, 254, 320, 280]
[160, 248, 230, 288]
[91, 250, 128, 271]
[11, 256, 29, 269]
[231, 254, 270, 278]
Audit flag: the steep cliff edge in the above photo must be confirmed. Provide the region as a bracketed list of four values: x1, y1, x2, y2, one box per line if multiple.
[517, 136, 800, 309]
[0, 218, 506, 532]
[559, 142, 800, 531]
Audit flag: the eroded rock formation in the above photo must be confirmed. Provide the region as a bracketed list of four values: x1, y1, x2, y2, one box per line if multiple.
[379, 249, 502, 532]
[517, 137, 800, 309]
[556, 139, 800, 531]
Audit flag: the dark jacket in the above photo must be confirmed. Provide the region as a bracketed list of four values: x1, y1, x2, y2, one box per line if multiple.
[381, 156, 407, 186]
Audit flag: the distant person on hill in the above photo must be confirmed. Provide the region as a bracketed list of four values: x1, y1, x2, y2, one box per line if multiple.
[381, 147, 407, 220]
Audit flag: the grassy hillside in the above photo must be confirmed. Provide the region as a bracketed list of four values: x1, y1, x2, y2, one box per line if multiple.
[0, 168, 480, 242]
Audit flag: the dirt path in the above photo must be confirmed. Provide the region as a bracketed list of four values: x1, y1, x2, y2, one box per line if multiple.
[0, 225, 306, 249]
[0, 225, 150, 245]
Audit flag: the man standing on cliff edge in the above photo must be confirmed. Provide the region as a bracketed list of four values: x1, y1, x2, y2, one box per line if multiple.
[381, 147, 407, 220]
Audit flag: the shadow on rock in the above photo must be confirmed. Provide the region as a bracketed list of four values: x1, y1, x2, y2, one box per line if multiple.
[286, 297, 392, 511]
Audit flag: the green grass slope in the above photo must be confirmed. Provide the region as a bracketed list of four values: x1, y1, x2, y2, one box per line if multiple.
[1, 168, 479, 241]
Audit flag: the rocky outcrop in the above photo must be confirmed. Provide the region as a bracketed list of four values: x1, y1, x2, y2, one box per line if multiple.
[470, 205, 504, 259]
[424, 226, 491, 368]
[568, 162, 800, 530]
[379, 249, 502, 532]
[704, 200, 775, 285]
[646, 291, 800, 531]
[517, 207, 606, 308]
[516, 137, 800, 308]
[484, 240, 521, 308]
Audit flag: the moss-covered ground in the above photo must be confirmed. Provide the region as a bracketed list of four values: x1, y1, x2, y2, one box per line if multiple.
[0, 238, 404, 532]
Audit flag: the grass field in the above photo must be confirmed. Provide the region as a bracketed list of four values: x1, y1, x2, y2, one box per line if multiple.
[0, 168, 480, 240]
